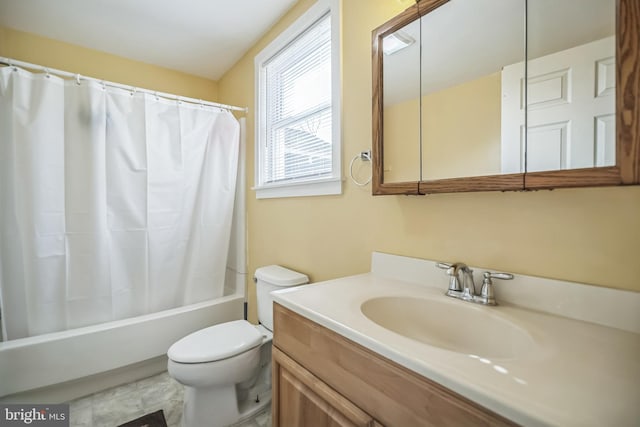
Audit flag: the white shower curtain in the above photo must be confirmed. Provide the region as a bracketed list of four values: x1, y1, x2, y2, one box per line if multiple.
[0, 67, 240, 340]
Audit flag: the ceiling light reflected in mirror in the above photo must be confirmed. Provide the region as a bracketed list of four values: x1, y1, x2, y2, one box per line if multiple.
[383, 31, 415, 55]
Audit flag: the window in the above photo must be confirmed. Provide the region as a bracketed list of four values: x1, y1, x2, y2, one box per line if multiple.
[255, 0, 341, 199]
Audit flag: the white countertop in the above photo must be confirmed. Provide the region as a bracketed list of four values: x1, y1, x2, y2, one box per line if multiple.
[272, 272, 640, 427]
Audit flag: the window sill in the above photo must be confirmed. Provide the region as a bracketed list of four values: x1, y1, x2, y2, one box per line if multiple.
[253, 177, 342, 199]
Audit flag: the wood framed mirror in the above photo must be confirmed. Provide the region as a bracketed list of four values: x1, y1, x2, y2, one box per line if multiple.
[372, 0, 639, 195]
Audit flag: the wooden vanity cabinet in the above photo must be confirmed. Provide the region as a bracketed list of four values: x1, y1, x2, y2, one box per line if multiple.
[273, 347, 379, 427]
[272, 303, 519, 427]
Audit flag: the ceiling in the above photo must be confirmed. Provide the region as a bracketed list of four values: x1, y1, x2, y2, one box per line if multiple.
[0, 0, 298, 80]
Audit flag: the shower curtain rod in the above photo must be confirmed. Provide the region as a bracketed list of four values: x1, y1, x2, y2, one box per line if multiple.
[0, 56, 248, 114]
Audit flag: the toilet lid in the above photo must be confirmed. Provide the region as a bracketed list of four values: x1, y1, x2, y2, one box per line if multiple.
[168, 320, 263, 363]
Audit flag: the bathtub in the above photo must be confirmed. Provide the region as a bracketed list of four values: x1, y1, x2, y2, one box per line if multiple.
[0, 292, 244, 402]
[0, 118, 249, 403]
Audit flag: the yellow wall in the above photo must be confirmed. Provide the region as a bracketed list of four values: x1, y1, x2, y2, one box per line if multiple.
[219, 0, 640, 322]
[384, 71, 502, 181]
[422, 71, 502, 179]
[0, 27, 218, 101]
[383, 97, 420, 182]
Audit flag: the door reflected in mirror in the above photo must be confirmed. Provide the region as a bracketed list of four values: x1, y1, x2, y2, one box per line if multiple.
[521, 0, 616, 173]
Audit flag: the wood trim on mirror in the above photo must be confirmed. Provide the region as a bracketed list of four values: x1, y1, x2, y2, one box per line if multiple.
[419, 174, 524, 195]
[522, 166, 622, 189]
[372, 0, 449, 196]
[373, 0, 640, 196]
[617, 0, 640, 184]
[372, 3, 422, 195]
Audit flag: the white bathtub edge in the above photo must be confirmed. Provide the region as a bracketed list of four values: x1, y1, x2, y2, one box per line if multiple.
[0, 295, 244, 400]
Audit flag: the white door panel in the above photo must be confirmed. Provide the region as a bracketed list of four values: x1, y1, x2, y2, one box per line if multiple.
[502, 36, 615, 173]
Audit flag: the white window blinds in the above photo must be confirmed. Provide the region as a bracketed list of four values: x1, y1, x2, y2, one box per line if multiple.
[262, 13, 332, 185]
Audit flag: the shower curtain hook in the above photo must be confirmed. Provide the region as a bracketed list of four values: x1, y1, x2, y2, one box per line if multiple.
[130, 87, 137, 97]
[44, 68, 51, 78]
[75, 74, 81, 85]
[176, 96, 183, 105]
[198, 99, 204, 108]
[154, 91, 159, 101]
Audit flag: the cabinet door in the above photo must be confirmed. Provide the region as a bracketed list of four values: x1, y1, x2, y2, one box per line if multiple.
[273, 347, 378, 427]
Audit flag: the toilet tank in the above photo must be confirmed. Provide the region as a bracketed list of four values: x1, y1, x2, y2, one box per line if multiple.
[255, 265, 308, 331]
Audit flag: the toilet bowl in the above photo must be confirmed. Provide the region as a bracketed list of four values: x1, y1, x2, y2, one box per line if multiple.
[167, 265, 308, 427]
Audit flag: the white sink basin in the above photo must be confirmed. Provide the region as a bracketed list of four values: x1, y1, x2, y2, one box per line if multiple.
[361, 296, 536, 360]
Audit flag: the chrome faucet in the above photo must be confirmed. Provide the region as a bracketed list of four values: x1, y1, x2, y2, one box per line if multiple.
[436, 262, 475, 300]
[436, 262, 513, 306]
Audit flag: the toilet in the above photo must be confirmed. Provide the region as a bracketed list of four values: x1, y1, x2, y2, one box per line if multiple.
[167, 265, 308, 427]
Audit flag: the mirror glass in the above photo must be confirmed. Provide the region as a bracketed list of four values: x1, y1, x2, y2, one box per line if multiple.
[376, 0, 623, 191]
[382, 19, 421, 183]
[523, 0, 616, 173]
[420, 0, 526, 181]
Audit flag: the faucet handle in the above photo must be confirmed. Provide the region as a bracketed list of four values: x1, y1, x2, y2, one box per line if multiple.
[435, 262, 453, 270]
[436, 262, 463, 293]
[483, 271, 514, 281]
[479, 271, 514, 305]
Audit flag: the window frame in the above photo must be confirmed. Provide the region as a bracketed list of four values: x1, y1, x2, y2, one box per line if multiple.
[254, 0, 341, 199]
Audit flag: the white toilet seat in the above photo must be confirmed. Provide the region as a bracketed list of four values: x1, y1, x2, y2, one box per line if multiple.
[168, 320, 263, 363]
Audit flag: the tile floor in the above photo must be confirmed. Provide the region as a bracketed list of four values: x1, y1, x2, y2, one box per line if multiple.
[68, 372, 271, 427]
